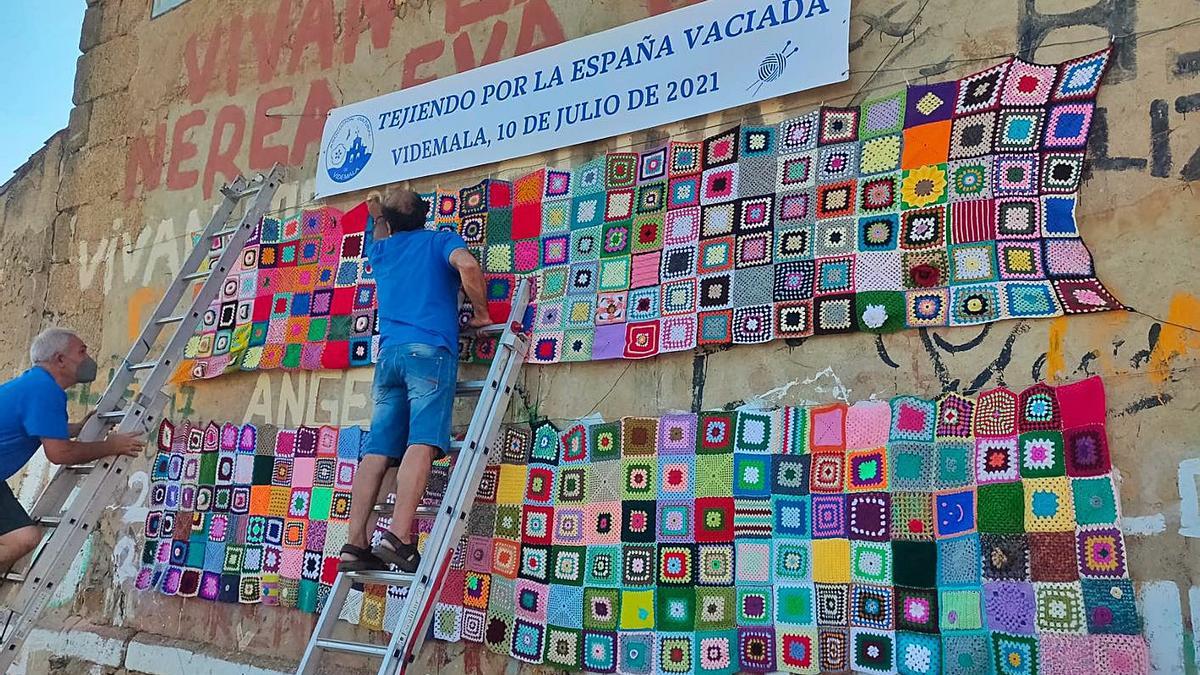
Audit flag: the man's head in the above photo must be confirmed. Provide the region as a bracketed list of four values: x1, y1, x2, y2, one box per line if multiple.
[30, 328, 97, 386]
[366, 188, 431, 233]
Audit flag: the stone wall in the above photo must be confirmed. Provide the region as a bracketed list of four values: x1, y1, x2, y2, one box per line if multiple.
[2, 0, 1198, 672]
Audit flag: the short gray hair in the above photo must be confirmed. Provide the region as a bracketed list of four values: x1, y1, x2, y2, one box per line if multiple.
[30, 328, 79, 365]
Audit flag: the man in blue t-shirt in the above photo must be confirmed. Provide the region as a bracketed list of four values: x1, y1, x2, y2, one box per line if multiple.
[0, 328, 144, 568]
[338, 189, 491, 573]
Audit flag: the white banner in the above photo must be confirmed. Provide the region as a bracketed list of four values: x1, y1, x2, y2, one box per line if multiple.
[316, 0, 851, 198]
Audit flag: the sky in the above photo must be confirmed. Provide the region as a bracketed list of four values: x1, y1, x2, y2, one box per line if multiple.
[0, 2, 86, 182]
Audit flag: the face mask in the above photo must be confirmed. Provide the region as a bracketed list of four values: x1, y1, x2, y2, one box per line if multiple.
[75, 355, 98, 383]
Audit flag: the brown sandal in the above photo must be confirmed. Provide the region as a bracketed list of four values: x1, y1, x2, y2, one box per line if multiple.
[337, 544, 387, 572]
[372, 531, 421, 573]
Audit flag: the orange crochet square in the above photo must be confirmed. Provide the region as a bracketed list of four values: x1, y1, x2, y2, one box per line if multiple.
[901, 120, 952, 169]
[249, 485, 272, 514]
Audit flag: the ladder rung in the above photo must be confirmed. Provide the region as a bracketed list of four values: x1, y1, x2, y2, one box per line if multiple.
[182, 270, 210, 281]
[343, 570, 413, 586]
[128, 361, 157, 371]
[155, 314, 188, 325]
[97, 411, 125, 420]
[314, 639, 388, 658]
[456, 380, 486, 395]
[36, 517, 60, 528]
[375, 502, 439, 514]
[3, 573, 24, 583]
[66, 463, 95, 473]
[211, 227, 242, 238]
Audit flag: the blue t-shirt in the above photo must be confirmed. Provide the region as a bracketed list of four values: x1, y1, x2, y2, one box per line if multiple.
[0, 366, 68, 479]
[367, 229, 468, 352]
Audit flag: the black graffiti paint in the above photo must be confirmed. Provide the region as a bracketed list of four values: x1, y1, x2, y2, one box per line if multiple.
[1176, 93, 1200, 180]
[1150, 99, 1172, 178]
[1174, 49, 1200, 77]
[1084, 107, 1149, 178]
[1129, 322, 1160, 369]
[1017, 0, 1137, 82]
[932, 324, 992, 354]
[874, 335, 900, 369]
[690, 352, 707, 413]
[1120, 392, 1174, 416]
[1031, 352, 1048, 382]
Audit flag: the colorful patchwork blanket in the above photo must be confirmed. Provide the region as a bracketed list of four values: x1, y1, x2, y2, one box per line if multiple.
[408, 377, 1146, 674]
[177, 49, 1121, 379]
[137, 377, 1148, 672]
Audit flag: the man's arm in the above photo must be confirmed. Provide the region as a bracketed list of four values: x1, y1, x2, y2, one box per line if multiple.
[449, 248, 492, 328]
[42, 432, 144, 466]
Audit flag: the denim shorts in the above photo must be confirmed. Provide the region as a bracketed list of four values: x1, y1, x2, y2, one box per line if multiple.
[363, 342, 458, 462]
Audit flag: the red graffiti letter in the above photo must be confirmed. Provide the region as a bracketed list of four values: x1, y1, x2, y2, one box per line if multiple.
[402, 40, 445, 88]
[515, 0, 565, 56]
[288, 0, 335, 74]
[224, 13, 244, 96]
[203, 105, 247, 199]
[342, 0, 394, 65]
[167, 110, 206, 191]
[250, 0, 294, 84]
[445, 0, 509, 34]
[123, 123, 166, 201]
[249, 86, 293, 169]
[291, 79, 337, 165]
[452, 21, 508, 73]
[183, 25, 223, 103]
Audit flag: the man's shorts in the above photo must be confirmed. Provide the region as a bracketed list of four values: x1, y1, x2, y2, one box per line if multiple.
[0, 481, 33, 536]
[363, 342, 458, 466]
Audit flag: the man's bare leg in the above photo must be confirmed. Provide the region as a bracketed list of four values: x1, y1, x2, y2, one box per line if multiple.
[343, 454, 390, 561]
[384, 444, 436, 546]
[0, 526, 41, 571]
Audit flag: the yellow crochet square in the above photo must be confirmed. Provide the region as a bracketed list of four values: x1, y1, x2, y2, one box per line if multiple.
[619, 589, 656, 629]
[811, 538, 851, 584]
[568, 298, 593, 324]
[495, 464, 527, 504]
[860, 135, 902, 174]
[1023, 476, 1075, 532]
[484, 243, 513, 273]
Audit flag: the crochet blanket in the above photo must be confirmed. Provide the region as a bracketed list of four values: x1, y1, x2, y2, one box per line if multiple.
[177, 49, 1120, 378]
[411, 377, 1145, 674]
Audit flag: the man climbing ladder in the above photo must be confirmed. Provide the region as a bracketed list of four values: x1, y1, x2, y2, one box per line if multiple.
[338, 188, 492, 573]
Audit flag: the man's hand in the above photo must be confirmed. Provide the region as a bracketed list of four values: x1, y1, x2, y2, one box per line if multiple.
[105, 432, 145, 458]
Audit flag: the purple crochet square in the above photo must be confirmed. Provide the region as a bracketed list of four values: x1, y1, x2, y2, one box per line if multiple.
[984, 581, 1036, 634]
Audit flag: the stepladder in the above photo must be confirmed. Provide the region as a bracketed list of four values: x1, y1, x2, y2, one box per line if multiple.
[0, 166, 285, 672]
[297, 278, 533, 675]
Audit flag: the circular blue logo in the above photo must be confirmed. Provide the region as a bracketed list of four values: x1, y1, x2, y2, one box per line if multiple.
[325, 114, 373, 184]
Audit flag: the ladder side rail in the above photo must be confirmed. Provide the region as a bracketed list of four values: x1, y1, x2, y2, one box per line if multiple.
[134, 169, 283, 400]
[0, 170, 283, 671]
[24, 182, 257, 523]
[385, 337, 527, 675]
[24, 171, 278, 524]
[296, 347, 511, 675]
[77, 184, 248, 438]
[294, 567, 359, 673]
[11, 167, 280, 608]
[24, 174, 263, 523]
[381, 281, 531, 674]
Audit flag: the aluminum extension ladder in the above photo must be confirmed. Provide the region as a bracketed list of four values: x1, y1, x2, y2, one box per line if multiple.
[296, 279, 532, 675]
[0, 166, 284, 672]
